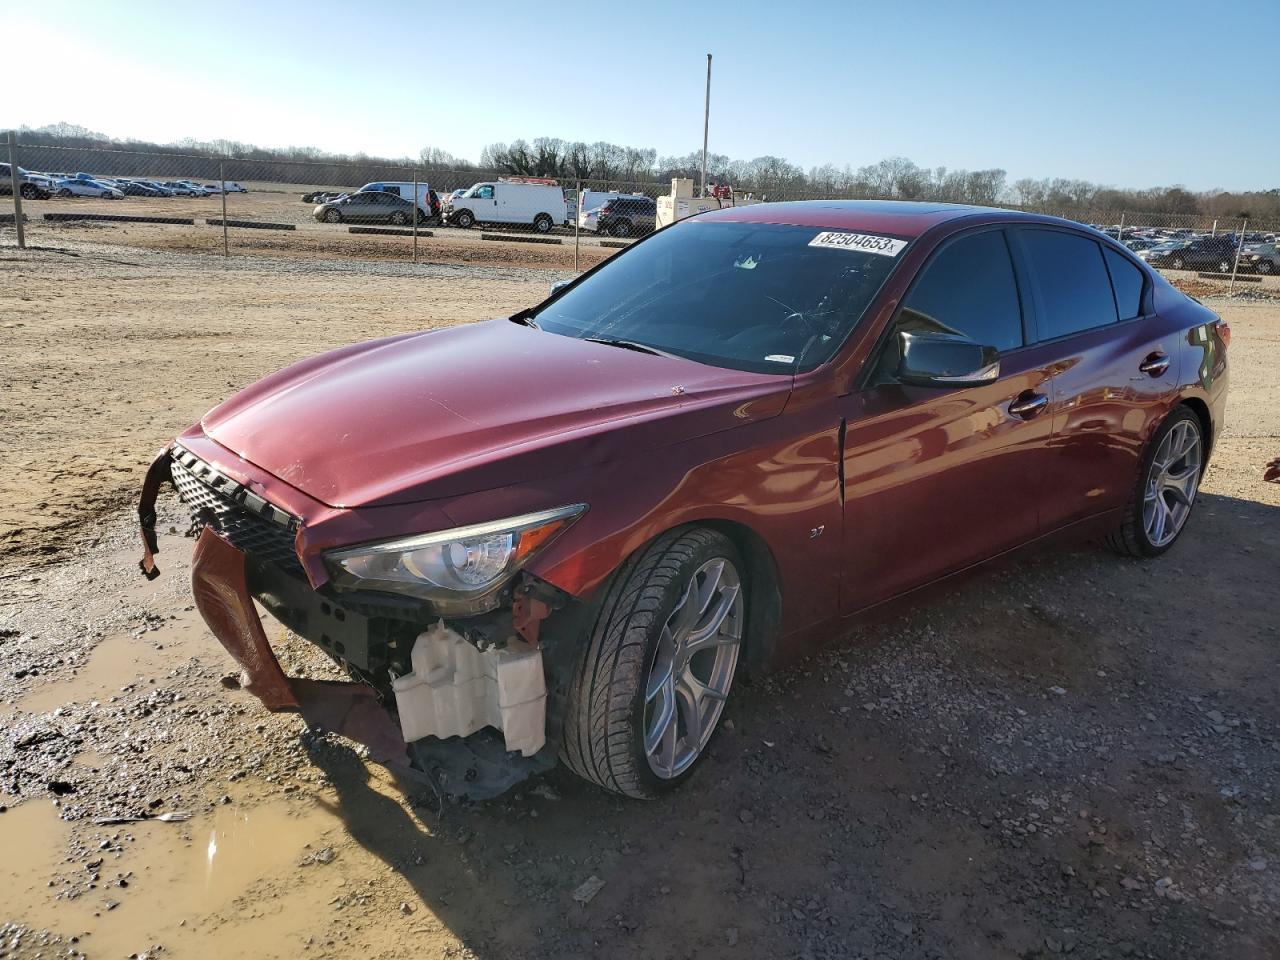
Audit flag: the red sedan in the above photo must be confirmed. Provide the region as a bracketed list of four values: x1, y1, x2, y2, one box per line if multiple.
[138, 200, 1228, 799]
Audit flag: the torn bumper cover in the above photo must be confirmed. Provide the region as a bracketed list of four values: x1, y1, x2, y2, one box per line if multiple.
[136, 446, 562, 798]
[192, 526, 411, 767]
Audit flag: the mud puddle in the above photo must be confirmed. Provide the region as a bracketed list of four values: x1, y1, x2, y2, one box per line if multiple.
[0, 789, 364, 958]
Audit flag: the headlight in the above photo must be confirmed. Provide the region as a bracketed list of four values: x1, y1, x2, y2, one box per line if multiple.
[323, 504, 586, 615]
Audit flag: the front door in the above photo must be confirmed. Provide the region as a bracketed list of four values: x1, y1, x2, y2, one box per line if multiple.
[841, 227, 1057, 613]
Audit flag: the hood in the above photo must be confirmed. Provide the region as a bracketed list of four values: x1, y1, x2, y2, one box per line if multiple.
[202, 319, 790, 508]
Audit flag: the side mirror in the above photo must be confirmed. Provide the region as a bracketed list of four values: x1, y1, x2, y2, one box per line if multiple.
[898, 330, 1000, 388]
[550, 279, 572, 297]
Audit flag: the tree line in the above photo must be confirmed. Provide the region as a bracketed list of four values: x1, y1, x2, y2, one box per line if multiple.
[14, 122, 1279, 221]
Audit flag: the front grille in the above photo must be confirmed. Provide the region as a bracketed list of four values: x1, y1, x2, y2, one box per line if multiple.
[170, 446, 303, 574]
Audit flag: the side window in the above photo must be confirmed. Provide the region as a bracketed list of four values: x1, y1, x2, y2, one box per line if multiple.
[896, 230, 1024, 353]
[475, 185, 494, 200]
[1104, 248, 1145, 321]
[1020, 230, 1118, 339]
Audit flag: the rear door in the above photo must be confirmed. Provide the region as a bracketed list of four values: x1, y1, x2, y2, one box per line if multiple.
[1010, 227, 1176, 531]
[841, 227, 1058, 612]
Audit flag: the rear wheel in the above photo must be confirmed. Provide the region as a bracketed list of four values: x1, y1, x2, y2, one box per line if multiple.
[1106, 407, 1204, 557]
[533, 213, 553, 234]
[562, 527, 745, 799]
[1171, 255, 1186, 270]
[57, 188, 72, 198]
[608, 219, 633, 238]
[1258, 259, 1275, 275]
[1217, 258, 1232, 274]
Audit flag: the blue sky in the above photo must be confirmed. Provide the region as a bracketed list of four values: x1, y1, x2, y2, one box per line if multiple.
[9, 0, 1277, 191]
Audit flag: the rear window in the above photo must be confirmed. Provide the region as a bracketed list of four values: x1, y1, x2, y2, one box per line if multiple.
[1019, 230, 1118, 340]
[1104, 248, 1145, 321]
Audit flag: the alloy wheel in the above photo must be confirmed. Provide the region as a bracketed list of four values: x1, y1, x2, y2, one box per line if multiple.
[1143, 418, 1202, 548]
[643, 557, 743, 779]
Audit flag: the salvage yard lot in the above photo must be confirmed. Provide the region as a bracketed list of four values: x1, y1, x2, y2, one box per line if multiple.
[0, 241, 1278, 959]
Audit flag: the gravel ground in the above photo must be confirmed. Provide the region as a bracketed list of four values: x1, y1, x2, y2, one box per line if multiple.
[0, 241, 1277, 960]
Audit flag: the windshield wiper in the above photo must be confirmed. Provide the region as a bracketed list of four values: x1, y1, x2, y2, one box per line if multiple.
[509, 310, 540, 329]
[584, 336, 676, 359]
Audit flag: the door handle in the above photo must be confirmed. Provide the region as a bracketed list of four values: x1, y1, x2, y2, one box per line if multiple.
[1008, 391, 1049, 420]
[1139, 352, 1170, 377]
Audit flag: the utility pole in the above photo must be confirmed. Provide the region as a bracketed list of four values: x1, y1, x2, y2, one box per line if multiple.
[700, 53, 712, 199]
[7, 132, 25, 249]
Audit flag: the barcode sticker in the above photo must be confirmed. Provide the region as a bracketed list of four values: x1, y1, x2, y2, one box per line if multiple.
[808, 232, 907, 257]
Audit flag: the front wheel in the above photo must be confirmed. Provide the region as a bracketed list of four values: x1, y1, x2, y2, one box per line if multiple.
[324, 208, 342, 223]
[452, 209, 474, 229]
[1257, 259, 1275, 275]
[19, 183, 39, 200]
[1171, 255, 1186, 270]
[57, 188, 72, 198]
[561, 527, 746, 798]
[1105, 407, 1204, 557]
[1217, 258, 1232, 274]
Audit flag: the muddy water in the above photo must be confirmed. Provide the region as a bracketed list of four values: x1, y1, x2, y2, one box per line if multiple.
[0, 791, 364, 958]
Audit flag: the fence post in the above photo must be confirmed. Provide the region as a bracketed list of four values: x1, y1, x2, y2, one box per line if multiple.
[574, 179, 580, 272]
[1117, 212, 1125, 246]
[1228, 218, 1246, 295]
[412, 167, 419, 264]
[1210, 219, 1218, 237]
[7, 131, 26, 250]
[219, 161, 229, 258]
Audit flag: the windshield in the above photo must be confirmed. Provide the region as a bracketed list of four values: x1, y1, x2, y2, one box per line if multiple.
[533, 220, 905, 374]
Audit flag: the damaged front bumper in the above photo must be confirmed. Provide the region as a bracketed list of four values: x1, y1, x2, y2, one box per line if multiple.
[137, 444, 570, 799]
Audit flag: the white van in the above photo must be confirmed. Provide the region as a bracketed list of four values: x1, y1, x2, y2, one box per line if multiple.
[577, 189, 646, 231]
[445, 178, 566, 233]
[359, 181, 433, 209]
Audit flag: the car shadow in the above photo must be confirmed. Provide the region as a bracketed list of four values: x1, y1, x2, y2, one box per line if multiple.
[306, 487, 1280, 960]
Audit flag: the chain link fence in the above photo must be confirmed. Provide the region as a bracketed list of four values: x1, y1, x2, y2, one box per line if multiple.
[3, 136, 1277, 291]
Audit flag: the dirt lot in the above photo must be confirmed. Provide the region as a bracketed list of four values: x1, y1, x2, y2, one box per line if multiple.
[1, 239, 1278, 960]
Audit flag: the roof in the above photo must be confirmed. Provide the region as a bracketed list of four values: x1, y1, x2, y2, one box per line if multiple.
[697, 199, 1008, 239]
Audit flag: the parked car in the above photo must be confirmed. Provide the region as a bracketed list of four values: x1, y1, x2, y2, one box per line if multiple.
[138, 200, 1227, 801]
[0, 164, 53, 199]
[1239, 240, 1278, 275]
[161, 181, 201, 196]
[55, 178, 124, 199]
[137, 180, 176, 197]
[445, 178, 566, 232]
[119, 180, 166, 197]
[357, 181, 435, 212]
[1122, 237, 1159, 253]
[577, 189, 647, 225]
[583, 195, 658, 238]
[313, 190, 429, 225]
[220, 181, 248, 193]
[1137, 236, 1237, 273]
[21, 174, 57, 199]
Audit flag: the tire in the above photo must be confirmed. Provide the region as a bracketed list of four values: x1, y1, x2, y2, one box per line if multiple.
[1217, 259, 1232, 274]
[389, 210, 408, 226]
[1258, 259, 1275, 275]
[609, 219, 632, 238]
[533, 213, 553, 234]
[453, 209, 474, 229]
[561, 527, 746, 799]
[57, 188, 72, 198]
[19, 183, 38, 200]
[1105, 406, 1204, 558]
[1171, 255, 1186, 270]
[324, 208, 342, 224]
